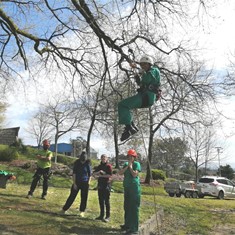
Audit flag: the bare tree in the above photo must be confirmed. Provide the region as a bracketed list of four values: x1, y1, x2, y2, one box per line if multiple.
[41, 96, 86, 163]
[184, 123, 218, 181]
[123, 57, 219, 183]
[25, 111, 53, 148]
[0, 1, 215, 78]
[1, 1, 225, 180]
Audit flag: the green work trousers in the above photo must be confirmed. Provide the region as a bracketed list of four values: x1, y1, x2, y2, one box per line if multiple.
[118, 91, 155, 125]
[124, 184, 141, 233]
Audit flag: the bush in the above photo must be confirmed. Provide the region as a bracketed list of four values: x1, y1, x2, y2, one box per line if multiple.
[151, 169, 166, 181]
[0, 146, 19, 161]
[56, 154, 76, 166]
[22, 162, 32, 169]
[10, 138, 28, 154]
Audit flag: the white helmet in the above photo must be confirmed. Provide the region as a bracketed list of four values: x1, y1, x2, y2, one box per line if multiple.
[139, 56, 153, 65]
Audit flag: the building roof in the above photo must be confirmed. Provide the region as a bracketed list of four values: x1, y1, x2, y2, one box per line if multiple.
[49, 143, 97, 154]
[49, 143, 72, 153]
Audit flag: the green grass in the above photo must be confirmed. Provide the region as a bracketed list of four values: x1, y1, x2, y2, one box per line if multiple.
[0, 183, 157, 235]
[1, 182, 235, 235]
[1, 162, 235, 234]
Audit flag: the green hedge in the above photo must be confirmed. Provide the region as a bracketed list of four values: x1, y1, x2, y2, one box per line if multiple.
[151, 169, 166, 181]
[0, 146, 19, 161]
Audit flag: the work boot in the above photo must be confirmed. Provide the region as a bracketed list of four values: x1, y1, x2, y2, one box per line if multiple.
[103, 217, 110, 223]
[131, 121, 139, 132]
[120, 224, 129, 231]
[120, 129, 131, 141]
[120, 125, 138, 141]
[95, 215, 104, 220]
[59, 209, 69, 215]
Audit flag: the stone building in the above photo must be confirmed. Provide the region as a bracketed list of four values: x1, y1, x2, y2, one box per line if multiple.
[0, 127, 20, 145]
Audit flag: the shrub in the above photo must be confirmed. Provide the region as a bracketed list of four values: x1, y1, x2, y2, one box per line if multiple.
[10, 138, 29, 155]
[56, 154, 76, 166]
[22, 162, 32, 169]
[0, 146, 19, 161]
[151, 169, 166, 181]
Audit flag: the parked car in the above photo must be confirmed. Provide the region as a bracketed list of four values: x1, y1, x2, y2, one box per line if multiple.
[197, 176, 235, 199]
[164, 180, 199, 198]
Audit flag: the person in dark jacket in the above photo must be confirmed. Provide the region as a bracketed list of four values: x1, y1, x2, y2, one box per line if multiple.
[60, 151, 92, 217]
[93, 154, 112, 222]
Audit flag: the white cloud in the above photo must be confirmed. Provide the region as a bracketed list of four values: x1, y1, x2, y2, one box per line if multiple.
[201, 1, 235, 68]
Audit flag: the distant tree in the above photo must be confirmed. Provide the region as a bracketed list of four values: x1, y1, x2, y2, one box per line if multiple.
[151, 137, 188, 177]
[42, 96, 87, 163]
[26, 111, 53, 148]
[184, 123, 218, 181]
[218, 164, 234, 180]
[179, 157, 195, 179]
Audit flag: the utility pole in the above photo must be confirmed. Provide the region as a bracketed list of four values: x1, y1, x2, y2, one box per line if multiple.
[215, 147, 223, 176]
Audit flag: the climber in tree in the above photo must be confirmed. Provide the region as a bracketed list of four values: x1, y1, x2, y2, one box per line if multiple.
[118, 55, 161, 141]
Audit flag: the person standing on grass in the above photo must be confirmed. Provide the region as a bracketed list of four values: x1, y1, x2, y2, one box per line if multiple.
[26, 139, 53, 200]
[60, 151, 92, 217]
[93, 154, 112, 223]
[118, 149, 141, 235]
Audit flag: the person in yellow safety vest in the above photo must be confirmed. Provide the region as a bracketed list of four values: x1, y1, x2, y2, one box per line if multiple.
[118, 149, 141, 234]
[26, 139, 53, 200]
[118, 55, 161, 141]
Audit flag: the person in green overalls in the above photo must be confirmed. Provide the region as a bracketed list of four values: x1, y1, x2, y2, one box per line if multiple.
[118, 149, 141, 235]
[26, 139, 53, 200]
[118, 55, 161, 141]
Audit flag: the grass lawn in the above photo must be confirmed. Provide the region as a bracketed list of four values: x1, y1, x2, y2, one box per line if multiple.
[0, 183, 157, 235]
[1, 162, 235, 234]
[1, 181, 235, 235]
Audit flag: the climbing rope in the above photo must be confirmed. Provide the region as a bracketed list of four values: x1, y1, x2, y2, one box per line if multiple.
[114, 1, 161, 232]
[136, 111, 161, 234]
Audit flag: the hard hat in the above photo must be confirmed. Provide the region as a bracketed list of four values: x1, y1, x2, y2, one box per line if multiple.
[139, 56, 153, 65]
[42, 139, 50, 146]
[127, 149, 137, 158]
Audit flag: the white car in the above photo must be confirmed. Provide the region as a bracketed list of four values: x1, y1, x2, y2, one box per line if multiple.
[197, 176, 235, 199]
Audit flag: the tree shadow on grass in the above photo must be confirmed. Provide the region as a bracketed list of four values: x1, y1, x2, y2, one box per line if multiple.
[0, 224, 23, 235]
[60, 224, 124, 235]
[20, 209, 124, 234]
[0, 192, 25, 198]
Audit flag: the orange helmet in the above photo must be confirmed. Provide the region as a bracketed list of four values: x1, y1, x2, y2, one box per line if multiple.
[42, 139, 50, 146]
[127, 149, 137, 158]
